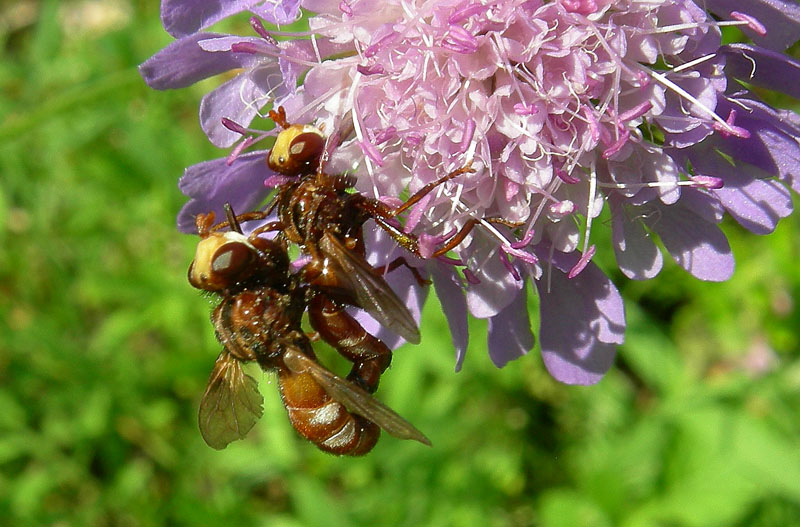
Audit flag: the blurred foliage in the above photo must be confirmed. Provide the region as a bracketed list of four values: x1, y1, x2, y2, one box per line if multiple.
[1, 1, 799, 526]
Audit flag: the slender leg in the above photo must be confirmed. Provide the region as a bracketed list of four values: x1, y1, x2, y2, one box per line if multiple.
[210, 210, 272, 233]
[249, 221, 284, 237]
[430, 217, 524, 258]
[356, 163, 475, 228]
[307, 293, 392, 393]
[355, 163, 479, 257]
[431, 218, 480, 258]
[364, 200, 520, 260]
[373, 257, 431, 286]
[387, 162, 474, 218]
[370, 215, 421, 256]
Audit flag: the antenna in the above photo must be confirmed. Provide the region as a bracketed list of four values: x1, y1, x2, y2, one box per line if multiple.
[223, 203, 242, 234]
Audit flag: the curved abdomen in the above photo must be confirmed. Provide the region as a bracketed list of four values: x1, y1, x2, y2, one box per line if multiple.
[308, 294, 392, 392]
[278, 368, 379, 456]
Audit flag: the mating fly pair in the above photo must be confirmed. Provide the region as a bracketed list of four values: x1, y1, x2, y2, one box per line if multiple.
[188, 107, 488, 454]
[188, 205, 430, 455]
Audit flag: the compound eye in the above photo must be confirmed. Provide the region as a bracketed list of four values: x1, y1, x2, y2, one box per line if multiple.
[288, 132, 325, 165]
[212, 242, 253, 278]
[268, 124, 325, 175]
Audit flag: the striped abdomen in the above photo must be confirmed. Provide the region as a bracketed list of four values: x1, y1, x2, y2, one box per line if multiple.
[278, 368, 379, 456]
[307, 294, 391, 392]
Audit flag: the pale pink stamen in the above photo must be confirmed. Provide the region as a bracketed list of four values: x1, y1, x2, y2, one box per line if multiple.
[226, 137, 254, 165]
[419, 228, 458, 258]
[359, 139, 385, 166]
[404, 194, 432, 233]
[583, 105, 601, 143]
[713, 110, 751, 139]
[442, 25, 478, 54]
[618, 101, 652, 122]
[501, 244, 539, 264]
[511, 228, 535, 250]
[365, 31, 399, 57]
[449, 3, 490, 24]
[231, 42, 261, 54]
[375, 126, 397, 144]
[291, 255, 313, 273]
[264, 175, 296, 187]
[498, 252, 522, 281]
[514, 103, 539, 116]
[358, 63, 385, 75]
[379, 196, 404, 208]
[602, 129, 630, 159]
[568, 245, 596, 278]
[221, 118, 248, 135]
[463, 268, 480, 285]
[691, 175, 724, 189]
[249, 17, 276, 44]
[557, 168, 581, 184]
[438, 255, 464, 266]
[730, 11, 767, 35]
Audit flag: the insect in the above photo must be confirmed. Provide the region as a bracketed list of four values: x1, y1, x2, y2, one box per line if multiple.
[238, 107, 491, 345]
[188, 204, 431, 455]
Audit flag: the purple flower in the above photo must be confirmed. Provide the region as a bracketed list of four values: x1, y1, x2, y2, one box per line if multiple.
[159, 0, 302, 37]
[141, 0, 800, 384]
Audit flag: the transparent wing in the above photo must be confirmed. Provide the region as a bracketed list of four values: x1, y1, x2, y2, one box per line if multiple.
[283, 347, 431, 445]
[198, 351, 264, 450]
[320, 232, 421, 344]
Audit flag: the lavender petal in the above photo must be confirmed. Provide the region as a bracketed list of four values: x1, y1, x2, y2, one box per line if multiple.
[645, 190, 735, 281]
[176, 151, 270, 233]
[534, 246, 624, 385]
[610, 195, 664, 280]
[431, 264, 469, 372]
[139, 33, 253, 89]
[694, 96, 800, 194]
[487, 287, 535, 369]
[721, 44, 800, 99]
[199, 64, 284, 147]
[682, 142, 793, 234]
[704, 0, 800, 51]
[250, 0, 302, 24]
[464, 239, 525, 318]
[161, 0, 259, 38]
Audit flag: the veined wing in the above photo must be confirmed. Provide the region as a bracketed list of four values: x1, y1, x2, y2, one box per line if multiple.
[198, 351, 264, 449]
[319, 231, 420, 344]
[283, 347, 431, 446]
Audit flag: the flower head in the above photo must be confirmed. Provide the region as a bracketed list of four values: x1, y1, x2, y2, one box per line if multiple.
[141, 0, 800, 384]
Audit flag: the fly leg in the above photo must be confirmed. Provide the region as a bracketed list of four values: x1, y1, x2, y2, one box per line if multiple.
[373, 257, 431, 286]
[356, 163, 483, 257]
[387, 162, 475, 218]
[428, 217, 523, 257]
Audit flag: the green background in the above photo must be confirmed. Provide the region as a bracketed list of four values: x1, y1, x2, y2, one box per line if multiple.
[2, 1, 799, 525]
